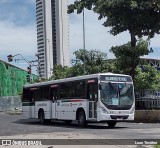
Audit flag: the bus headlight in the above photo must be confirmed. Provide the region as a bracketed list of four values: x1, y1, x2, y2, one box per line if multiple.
[101, 107, 108, 113]
[130, 106, 135, 114]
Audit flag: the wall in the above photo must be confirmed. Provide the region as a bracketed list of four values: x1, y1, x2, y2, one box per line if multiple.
[135, 110, 160, 122]
[0, 60, 38, 96]
[0, 96, 21, 111]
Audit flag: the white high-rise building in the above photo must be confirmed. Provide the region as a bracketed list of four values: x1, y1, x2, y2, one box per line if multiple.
[36, 0, 69, 79]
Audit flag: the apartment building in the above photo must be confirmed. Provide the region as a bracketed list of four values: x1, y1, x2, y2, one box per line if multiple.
[36, 0, 69, 78]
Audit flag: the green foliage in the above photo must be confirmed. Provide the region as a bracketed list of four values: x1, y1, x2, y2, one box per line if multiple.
[50, 49, 116, 80]
[134, 65, 160, 90]
[110, 39, 151, 76]
[69, 63, 84, 77]
[50, 65, 71, 80]
[73, 49, 109, 74]
[34, 78, 48, 83]
[154, 145, 160, 148]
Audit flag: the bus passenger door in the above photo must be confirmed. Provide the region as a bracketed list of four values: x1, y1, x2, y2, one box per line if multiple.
[50, 85, 58, 119]
[29, 90, 35, 118]
[87, 80, 98, 119]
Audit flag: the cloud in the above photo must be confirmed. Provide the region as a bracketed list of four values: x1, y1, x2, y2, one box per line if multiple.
[0, 0, 35, 4]
[0, 0, 37, 73]
[0, 21, 37, 58]
[69, 9, 130, 59]
[150, 35, 160, 48]
[0, 0, 37, 61]
[0, 20, 37, 73]
[26, 0, 35, 4]
[0, 0, 36, 26]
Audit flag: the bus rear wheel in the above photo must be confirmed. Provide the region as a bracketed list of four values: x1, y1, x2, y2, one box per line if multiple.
[107, 121, 117, 128]
[39, 110, 45, 124]
[77, 111, 87, 127]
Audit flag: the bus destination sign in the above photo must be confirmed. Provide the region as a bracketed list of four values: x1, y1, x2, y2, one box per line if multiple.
[100, 75, 132, 82]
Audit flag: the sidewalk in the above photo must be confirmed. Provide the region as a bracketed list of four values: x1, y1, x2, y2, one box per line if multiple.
[0, 132, 154, 148]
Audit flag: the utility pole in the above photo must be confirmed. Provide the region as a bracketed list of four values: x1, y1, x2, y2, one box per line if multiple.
[83, 9, 86, 75]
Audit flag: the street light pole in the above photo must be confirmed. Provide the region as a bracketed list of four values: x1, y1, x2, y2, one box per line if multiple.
[47, 39, 52, 77]
[7, 54, 33, 69]
[83, 8, 86, 75]
[7, 54, 39, 82]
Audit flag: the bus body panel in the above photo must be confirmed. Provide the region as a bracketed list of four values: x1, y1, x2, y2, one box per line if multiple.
[52, 102, 56, 119]
[22, 101, 35, 118]
[97, 101, 135, 121]
[55, 99, 87, 120]
[35, 101, 52, 119]
[22, 105, 35, 119]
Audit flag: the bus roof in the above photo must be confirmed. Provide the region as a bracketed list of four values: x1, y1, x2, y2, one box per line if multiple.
[24, 72, 132, 88]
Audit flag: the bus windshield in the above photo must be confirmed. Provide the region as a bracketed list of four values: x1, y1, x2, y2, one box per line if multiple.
[100, 82, 134, 109]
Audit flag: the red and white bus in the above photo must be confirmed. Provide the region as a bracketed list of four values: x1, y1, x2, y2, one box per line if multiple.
[22, 73, 135, 127]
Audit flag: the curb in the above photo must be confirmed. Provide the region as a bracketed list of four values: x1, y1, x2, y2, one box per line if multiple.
[6, 111, 22, 115]
[0, 110, 22, 115]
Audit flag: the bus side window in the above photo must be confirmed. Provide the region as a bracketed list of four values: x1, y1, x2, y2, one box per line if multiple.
[23, 88, 30, 101]
[39, 86, 49, 100]
[29, 88, 39, 101]
[30, 91, 34, 102]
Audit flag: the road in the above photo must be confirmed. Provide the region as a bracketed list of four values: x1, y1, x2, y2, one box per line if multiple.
[0, 113, 159, 139]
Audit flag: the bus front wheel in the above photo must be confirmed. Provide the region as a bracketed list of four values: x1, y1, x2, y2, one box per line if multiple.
[77, 111, 87, 127]
[107, 121, 117, 128]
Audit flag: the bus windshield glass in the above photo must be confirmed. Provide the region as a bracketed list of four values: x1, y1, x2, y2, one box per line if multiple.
[100, 82, 134, 105]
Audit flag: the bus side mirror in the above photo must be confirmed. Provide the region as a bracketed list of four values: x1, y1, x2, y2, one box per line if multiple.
[99, 84, 102, 90]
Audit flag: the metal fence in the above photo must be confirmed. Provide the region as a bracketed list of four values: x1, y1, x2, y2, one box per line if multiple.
[135, 90, 160, 110]
[0, 96, 21, 111]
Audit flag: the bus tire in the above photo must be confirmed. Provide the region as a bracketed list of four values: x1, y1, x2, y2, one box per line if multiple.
[45, 119, 51, 124]
[77, 111, 87, 127]
[64, 120, 72, 125]
[107, 121, 117, 128]
[39, 110, 45, 124]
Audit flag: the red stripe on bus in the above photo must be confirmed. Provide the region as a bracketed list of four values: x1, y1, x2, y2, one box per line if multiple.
[71, 100, 83, 102]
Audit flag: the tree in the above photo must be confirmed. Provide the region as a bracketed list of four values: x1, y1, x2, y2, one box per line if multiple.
[50, 49, 115, 80]
[68, 0, 160, 79]
[50, 65, 70, 80]
[73, 49, 109, 74]
[110, 39, 150, 75]
[135, 65, 160, 90]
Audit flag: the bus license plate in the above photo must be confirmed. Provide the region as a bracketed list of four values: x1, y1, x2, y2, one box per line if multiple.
[117, 118, 123, 120]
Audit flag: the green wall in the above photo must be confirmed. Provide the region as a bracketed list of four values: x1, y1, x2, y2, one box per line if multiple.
[0, 60, 38, 96]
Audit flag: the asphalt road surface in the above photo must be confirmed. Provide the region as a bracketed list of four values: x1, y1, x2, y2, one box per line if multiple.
[0, 113, 159, 140]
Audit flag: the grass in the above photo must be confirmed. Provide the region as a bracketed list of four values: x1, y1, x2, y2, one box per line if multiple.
[154, 145, 160, 148]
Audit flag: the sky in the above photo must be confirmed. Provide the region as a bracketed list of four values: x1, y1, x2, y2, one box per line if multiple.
[0, 0, 160, 74]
